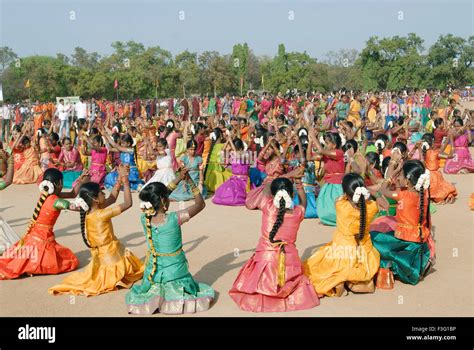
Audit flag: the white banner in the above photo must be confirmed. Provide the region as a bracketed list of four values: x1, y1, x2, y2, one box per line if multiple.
[0, 84, 3, 102]
[56, 96, 80, 105]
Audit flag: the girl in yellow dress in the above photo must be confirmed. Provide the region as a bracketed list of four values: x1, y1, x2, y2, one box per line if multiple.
[49, 164, 144, 296]
[303, 173, 380, 297]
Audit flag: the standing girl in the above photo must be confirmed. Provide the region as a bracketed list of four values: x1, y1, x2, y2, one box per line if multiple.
[309, 131, 345, 226]
[203, 128, 232, 193]
[213, 138, 250, 206]
[170, 140, 206, 201]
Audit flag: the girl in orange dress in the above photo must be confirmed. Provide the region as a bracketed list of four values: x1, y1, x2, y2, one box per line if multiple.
[0, 168, 87, 279]
[420, 133, 457, 204]
[12, 135, 43, 185]
[370, 160, 434, 286]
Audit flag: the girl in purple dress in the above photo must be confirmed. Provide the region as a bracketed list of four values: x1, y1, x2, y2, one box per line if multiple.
[213, 138, 250, 206]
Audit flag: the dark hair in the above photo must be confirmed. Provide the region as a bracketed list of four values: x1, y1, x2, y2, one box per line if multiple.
[122, 131, 137, 166]
[269, 178, 294, 245]
[325, 132, 342, 149]
[397, 116, 405, 126]
[21, 136, 31, 146]
[342, 173, 367, 244]
[139, 182, 170, 282]
[393, 141, 408, 155]
[92, 134, 103, 147]
[22, 169, 63, 239]
[453, 117, 463, 126]
[186, 139, 198, 149]
[157, 138, 168, 148]
[78, 182, 101, 248]
[342, 139, 358, 153]
[434, 118, 444, 128]
[403, 160, 429, 240]
[366, 152, 381, 172]
[49, 132, 60, 144]
[421, 133, 434, 160]
[233, 138, 244, 151]
[203, 128, 222, 180]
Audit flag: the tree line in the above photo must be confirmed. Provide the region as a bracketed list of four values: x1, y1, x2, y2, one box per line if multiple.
[0, 33, 472, 102]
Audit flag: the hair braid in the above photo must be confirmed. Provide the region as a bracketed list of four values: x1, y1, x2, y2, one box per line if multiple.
[357, 195, 367, 244]
[418, 188, 425, 241]
[133, 144, 138, 167]
[269, 197, 286, 247]
[80, 209, 92, 248]
[23, 191, 49, 238]
[145, 214, 158, 282]
[203, 138, 216, 180]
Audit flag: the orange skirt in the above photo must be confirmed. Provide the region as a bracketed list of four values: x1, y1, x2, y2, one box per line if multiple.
[0, 226, 79, 279]
[429, 169, 457, 203]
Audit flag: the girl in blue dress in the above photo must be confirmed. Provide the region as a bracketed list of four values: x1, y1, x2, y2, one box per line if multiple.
[169, 140, 207, 201]
[101, 126, 144, 191]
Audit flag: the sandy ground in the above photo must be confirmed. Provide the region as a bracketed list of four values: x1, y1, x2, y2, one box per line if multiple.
[0, 123, 473, 318]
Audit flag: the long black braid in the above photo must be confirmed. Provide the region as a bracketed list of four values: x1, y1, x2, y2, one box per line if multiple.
[357, 195, 367, 244]
[203, 128, 220, 180]
[80, 209, 92, 248]
[269, 197, 286, 247]
[418, 187, 425, 241]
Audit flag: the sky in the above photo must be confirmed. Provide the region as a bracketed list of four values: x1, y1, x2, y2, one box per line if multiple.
[0, 0, 472, 60]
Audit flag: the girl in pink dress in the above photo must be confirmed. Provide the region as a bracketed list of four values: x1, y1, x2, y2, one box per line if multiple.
[444, 118, 474, 174]
[164, 119, 180, 171]
[245, 137, 284, 210]
[229, 175, 320, 312]
[76, 135, 108, 187]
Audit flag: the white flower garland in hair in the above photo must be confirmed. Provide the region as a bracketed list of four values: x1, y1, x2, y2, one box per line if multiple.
[319, 135, 326, 146]
[210, 132, 216, 141]
[375, 140, 385, 150]
[415, 170, 431, 191]
[74, 197, 89, 212]
[243, 142, 248, 152]
[39, 180, 55, 194]
[388, 121, 394, 129]
[352, 186, 370, 203]
[298, 129, 308, 137]
[422, 142, 430, 151]
[190, 124, 195, 134]
[339, 132, 347, 146]
[254, 136, 264, 146]
[166, 121, 174, 129]
[273, 190, 293, 209]
[139, 201, 153, 210]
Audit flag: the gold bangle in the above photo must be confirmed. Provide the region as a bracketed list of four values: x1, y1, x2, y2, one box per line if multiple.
[191, 186, 201, 196]
[168, 182, 177, 191]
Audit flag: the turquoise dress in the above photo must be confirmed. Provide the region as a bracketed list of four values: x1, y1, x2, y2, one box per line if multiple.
[126, 212, 215, 314]
[292, 161, 319, 219]
[104, 152, 144, 191]
[169, 155, 207, 201]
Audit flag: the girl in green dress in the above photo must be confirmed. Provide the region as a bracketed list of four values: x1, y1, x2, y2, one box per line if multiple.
[126, 170, 215, 315]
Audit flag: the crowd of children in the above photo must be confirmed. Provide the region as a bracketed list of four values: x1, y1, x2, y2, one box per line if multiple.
[0, 88, 473, 314]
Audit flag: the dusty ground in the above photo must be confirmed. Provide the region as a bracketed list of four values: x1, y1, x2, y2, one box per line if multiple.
[0, 121, 473, 318]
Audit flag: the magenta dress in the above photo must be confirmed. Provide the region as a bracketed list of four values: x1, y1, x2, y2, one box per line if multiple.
[245, 157, 284, 210]
[229, 195, 320, 312]
[73, 147, 107, 188]
[212, 160, 250, 206]
[444, 133, 474, 174]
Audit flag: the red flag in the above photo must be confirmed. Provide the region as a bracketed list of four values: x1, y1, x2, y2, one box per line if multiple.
[114, 79, 119, 90]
